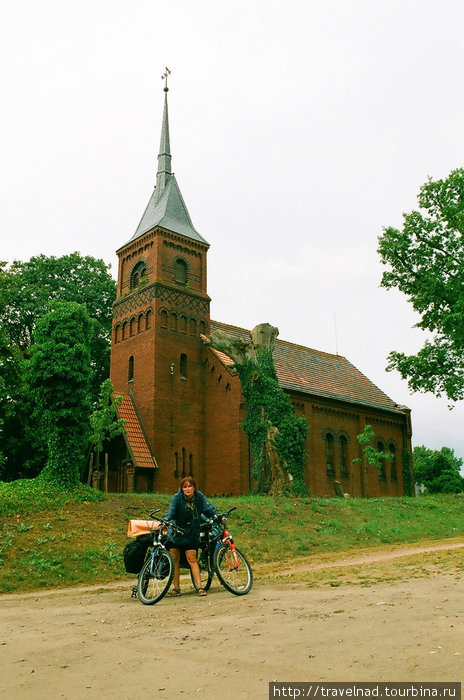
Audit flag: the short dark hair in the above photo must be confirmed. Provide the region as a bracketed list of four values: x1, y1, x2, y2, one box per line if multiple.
[180, 476, 197, 491]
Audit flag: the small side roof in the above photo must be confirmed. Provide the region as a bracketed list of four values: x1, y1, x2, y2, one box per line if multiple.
[115, 393, 157, 469]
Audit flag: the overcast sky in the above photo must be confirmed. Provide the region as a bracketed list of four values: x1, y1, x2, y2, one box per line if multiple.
[2, 0, 464, 466]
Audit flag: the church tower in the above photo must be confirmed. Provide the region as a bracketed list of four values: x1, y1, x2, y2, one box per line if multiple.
[110, 80, 211, 493]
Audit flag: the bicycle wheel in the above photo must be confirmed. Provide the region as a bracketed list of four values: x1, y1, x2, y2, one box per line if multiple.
[190, 551, 213, 592]
[137, 548, 174, 605]
[214, 544, 253, 595]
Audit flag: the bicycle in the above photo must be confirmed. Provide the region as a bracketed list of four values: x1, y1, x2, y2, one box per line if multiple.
[135, 509, 185, 605]
[193, 506, 253, 596]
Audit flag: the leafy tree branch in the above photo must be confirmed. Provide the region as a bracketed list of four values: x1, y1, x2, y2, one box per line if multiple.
[378, 168, 464, 401]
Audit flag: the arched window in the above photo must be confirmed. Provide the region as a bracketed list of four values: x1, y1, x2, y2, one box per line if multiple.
[323, 431, 335, 476]
[180, 353, 187, 379]
[145, 309, 153, 330]
[160, 309, 168, 329]
[170, 312, 178, 331]
[180, 314, 187, 334]
[137, 313, 144, 333]
[128, 356, 134, 382]
[376, 440, 387, 481]
[190, 318, 197, 336]
[174, 259, 188, 284]
[339, 435, 349, 477]
[129, 317, 136, 336]
[122, 321, 128, 340]
[199, 320, 206, 336]
[130, 261, 147, 290]
[114, 324, 121, 343]
[388, 442, 398, 482]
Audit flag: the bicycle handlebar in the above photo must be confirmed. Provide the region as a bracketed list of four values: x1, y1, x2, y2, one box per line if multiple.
[148, 509, 186, 535]
[146, 505, 238, 533]
[201, 506, 238, 525]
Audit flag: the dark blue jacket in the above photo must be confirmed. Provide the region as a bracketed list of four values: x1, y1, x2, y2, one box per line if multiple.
[165, 489, 219, 548]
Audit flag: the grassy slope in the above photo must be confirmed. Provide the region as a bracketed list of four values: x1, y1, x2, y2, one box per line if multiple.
[1, 488, 463, 594]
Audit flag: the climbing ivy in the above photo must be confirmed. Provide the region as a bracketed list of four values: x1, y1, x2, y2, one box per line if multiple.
[235, 349, 308, 496]
[27, 302, 93, 488]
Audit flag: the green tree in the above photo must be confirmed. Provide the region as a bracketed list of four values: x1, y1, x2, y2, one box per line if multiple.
[89, 379, 126, 453]
[27, 303, 93, 487]
[378, 168, 464, 401]
[88, 379, 126, 491]
[353, 425, 394, 470]
[353, 425, 395, 496]
[0, 325, 41, 480]
[0, 252, 116, 394]
[413, 445, 464, 493]
[0, 252, 116, 480]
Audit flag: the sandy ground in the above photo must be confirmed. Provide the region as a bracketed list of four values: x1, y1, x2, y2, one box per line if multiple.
[1, 543, 463, 700]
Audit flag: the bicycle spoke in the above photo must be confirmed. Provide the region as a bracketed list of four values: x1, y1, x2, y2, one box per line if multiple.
[137, 549, 174, 605]
[214, 544, 253, 595]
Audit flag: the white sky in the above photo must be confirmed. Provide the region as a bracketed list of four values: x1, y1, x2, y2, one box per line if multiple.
[1, 0, 464, 466]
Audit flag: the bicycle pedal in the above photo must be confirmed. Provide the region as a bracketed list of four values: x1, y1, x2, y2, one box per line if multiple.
[131, 586, 138, 598]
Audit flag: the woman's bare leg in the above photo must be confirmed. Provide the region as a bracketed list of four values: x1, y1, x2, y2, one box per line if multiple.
[185, 549, 202, 591]
[170, 547, 181, 591]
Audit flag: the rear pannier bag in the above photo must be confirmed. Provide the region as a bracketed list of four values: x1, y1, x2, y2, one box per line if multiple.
[123, 534, 151, 574]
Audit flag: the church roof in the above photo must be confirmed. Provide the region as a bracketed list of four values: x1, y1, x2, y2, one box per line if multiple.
[126, 87, 208, 247]
[116, 393, 157, 469]
[209, 320, 402, 414]
[129, 174, 208, 245]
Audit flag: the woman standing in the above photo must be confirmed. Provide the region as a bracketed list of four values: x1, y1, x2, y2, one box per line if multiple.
[165, 476, 220, 597]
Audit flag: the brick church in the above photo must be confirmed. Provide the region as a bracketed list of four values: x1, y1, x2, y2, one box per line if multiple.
[108, 85, 413, 498]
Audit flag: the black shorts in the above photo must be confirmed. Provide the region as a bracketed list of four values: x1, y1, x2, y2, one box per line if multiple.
[166, 540, 199, 569]
[166, 537, 199, 552]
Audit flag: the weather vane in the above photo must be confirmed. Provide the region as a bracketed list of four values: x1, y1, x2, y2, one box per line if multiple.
[161, 67, 171, 91]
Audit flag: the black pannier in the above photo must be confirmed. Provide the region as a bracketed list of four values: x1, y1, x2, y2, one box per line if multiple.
[123, 534, 151, 574]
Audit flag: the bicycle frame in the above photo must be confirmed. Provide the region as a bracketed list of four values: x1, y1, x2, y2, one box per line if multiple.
[195, 507, 253, 595]
[218, 526, 240, 570]
[198, 508, 240, 574]
[147, 537, 168, 575]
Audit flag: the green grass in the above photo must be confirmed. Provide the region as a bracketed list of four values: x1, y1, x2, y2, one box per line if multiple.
[0, 478, 103, 515]
[0, 481, 463, 594]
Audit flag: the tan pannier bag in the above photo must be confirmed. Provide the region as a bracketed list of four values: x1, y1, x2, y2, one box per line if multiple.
[127, 519, 160, 538]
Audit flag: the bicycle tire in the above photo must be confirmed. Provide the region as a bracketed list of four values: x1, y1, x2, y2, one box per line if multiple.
[190, 555, 213, 592]
[214, 544, 253, 595]
[137, 548, 174, 605]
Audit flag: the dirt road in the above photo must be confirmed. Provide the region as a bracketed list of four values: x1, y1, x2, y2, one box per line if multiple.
[1, 542, 463, 699]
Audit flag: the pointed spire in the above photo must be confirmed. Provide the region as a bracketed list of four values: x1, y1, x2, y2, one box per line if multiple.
[126, 69, 209, 246]
[155, 69, 172, 203]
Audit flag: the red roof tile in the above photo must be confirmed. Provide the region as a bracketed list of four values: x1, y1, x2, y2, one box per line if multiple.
[210, 320, 401, 413]
[115, 393, 157, 469]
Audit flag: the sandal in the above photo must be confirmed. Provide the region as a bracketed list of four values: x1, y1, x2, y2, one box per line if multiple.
[197, 588, 207, 597]
[167, 588, 181, 597]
